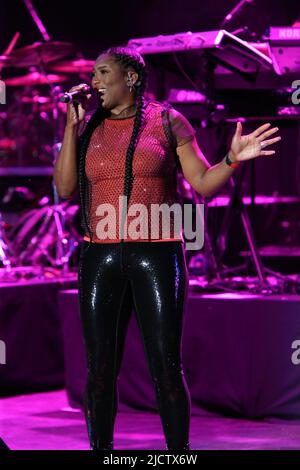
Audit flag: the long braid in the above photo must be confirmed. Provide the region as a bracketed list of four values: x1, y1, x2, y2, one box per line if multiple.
[120, 88, 146, 240]
[77, 106, 109, 242]
[77, 46, 148, 243]
[108, 48, 148, 239]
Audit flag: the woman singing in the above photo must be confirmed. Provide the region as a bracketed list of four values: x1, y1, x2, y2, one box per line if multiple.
[54, 46, 281, 451]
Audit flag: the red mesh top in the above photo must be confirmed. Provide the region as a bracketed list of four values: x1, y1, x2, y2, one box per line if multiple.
[82, 100, 195, 243]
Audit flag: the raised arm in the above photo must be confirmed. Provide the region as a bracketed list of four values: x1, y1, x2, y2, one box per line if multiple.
[54, 83, 91, 199]
[170, 109, 281, 198]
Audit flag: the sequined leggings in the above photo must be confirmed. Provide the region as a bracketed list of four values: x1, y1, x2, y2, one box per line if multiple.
[78, 240, 191, 450]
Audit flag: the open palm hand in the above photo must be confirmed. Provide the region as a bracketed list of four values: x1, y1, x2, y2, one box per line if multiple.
[229, 122, 281, 163]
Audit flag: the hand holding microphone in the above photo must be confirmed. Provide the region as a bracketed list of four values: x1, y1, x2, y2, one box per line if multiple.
[63, 83, 92, 128]
[59, 84, 92, 103]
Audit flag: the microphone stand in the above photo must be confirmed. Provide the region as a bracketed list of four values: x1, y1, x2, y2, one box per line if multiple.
[22, 0, 51, 42]
[221, 0, 255, 29]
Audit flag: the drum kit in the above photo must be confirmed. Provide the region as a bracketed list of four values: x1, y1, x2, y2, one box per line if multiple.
[0, 40, 95, 279]
[0, 40, 94, 166]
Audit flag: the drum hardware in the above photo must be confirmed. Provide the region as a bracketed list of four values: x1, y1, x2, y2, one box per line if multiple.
[0, 212, 13, 273]
[0, 1, 81, 277]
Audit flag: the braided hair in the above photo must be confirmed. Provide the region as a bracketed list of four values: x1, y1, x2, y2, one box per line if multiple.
[77, 46, 148, 242]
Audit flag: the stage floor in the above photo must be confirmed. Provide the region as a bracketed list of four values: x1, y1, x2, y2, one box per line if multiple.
[1, 389, 300, 450]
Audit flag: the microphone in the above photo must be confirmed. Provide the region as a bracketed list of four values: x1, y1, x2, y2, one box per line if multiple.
[221, 0, 255, 27]
[59, 85, 92, 103]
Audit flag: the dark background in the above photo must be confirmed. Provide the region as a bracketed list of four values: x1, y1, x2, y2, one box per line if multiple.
[1, 0, 299, 58]
[0, 0, 300, 271]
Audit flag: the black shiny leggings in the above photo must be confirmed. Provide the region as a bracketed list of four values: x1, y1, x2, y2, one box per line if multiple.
[78, 240, 191, 450]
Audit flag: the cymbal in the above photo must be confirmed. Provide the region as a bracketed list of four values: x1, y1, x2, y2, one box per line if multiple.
[6, 41, 76, 68]
[0, 55, 13, 67]
[0, 138, 16, 151]
[49, 59, 95, 73]
[21, 94, 56, 112]
[5, 71, 68, 86]
[21, 95, 51, 104]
